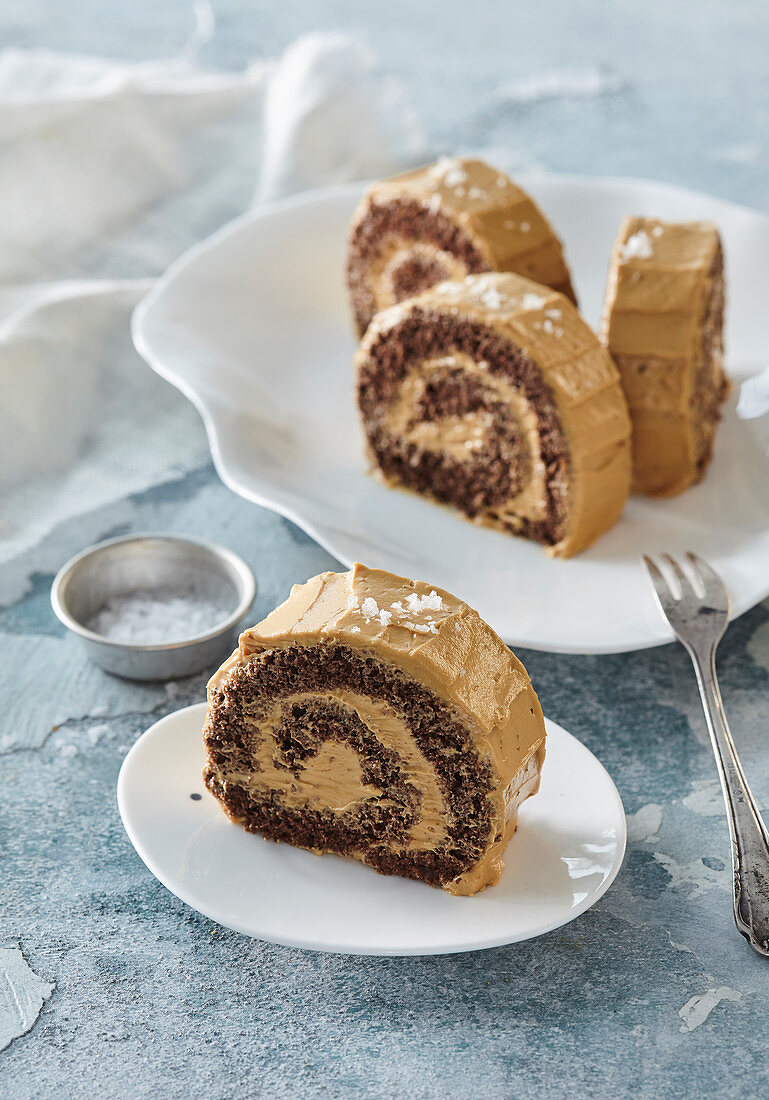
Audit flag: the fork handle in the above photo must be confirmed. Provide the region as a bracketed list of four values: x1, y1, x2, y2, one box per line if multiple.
[689, 646, 769, 957]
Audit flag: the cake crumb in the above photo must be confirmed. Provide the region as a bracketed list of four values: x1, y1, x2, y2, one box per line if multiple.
[621, 229, 654, 260]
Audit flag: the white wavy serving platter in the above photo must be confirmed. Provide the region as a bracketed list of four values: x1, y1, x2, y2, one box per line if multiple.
[117, 703, 626, 956]
[132, 176, 769, 653]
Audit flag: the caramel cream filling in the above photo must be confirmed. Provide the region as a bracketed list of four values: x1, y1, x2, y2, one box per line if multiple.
[230, 689, 448, 851]
[383, 353, 548, 522]
[366, 237, 469, 315]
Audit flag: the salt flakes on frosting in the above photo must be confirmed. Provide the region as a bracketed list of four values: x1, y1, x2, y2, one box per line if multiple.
[406, 590, 443, 614]
[349, 587, 443, 636]
[430, 156, 468, 189]
[361, 596, 379, 618]
[405, 620, 438, 635]
[522, 292, 546, 311]
[621, 229, 654, 260]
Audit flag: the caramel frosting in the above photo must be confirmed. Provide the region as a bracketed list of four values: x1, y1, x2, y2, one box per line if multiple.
[601, 216, 728, 496]
[357, 272, 632, 557]
[346, 157, 576, 334]
[206, 563, 546, 895]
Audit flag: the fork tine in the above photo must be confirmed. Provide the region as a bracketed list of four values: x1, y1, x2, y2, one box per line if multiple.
[682, 552, 708, 598]
[662, 554, 695, 600]
[686, 551, 722, 593]
[642, 554, 675, 606]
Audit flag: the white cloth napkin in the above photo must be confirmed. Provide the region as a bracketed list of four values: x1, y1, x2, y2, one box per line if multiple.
[0, 3, 423, 565]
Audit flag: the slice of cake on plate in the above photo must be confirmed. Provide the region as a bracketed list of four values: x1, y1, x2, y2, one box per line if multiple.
[346, 156, 576, 336]
[203, 564, 546, 895]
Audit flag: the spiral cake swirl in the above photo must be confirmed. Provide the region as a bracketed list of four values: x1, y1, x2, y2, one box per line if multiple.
[356, 272, 632, 557]
[602, 216, 729, 496]
[204, 564, 546, 896]
[346, 157, 576, 336]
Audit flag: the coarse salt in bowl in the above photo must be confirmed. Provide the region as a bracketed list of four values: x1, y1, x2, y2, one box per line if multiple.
[51, 534, 257, 681]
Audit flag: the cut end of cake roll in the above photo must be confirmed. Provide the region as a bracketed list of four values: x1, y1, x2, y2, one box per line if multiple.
[203, 563, 546, 896]
[355, 272, 632, 557]
[601, 216, 729, 497]
[346, 156, 577, 336]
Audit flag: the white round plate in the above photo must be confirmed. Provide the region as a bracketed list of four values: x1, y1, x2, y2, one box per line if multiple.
[132, 176, 769, 653]
[117, 703, 625, 956]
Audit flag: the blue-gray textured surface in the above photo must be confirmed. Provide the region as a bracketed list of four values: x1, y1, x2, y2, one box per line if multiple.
[3, 2, 769, 1097]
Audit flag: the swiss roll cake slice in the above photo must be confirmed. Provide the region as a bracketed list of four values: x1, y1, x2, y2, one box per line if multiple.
[204, 564, 546, 895]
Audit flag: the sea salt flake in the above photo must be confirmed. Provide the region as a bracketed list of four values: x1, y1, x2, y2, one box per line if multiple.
[390, 600, 405, 613]
[480, 287, 504, 309]
[459, 668, 467, 677]
[651, 225, 664, 237]
[621, 229, 654, 260]
[520, 221, 531, 232]
[431, 156, 468, 189]
[346, 594, 359, 610]
[503, 219, 516, 230]
[496, 176, 508, 188]
[522, 292, 546, 311]
[361, 597, 379, 619]
[378, 609, 392, 627]
[545, 308, 562, 320]
[468, 186, 488, 200]
[348, 625, 361, 633]
[405, 590, 443, 614]
[543, 318, 555, 335]
[555, 326, 564, 337]
[405, 620, 438, 635]
[454, 621, 462, 632]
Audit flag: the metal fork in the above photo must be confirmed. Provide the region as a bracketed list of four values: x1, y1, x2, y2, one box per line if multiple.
[643, 551, 769, 957]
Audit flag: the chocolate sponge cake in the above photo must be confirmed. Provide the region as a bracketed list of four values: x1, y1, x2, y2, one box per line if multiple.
[203, 564, 546, 896]
[602, 216, 729, 496]
[356, 272, 632, 557]
[346, 157, 576, 336]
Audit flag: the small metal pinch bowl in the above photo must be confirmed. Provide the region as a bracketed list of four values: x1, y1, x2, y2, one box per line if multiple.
[51, 534, 257, 681]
